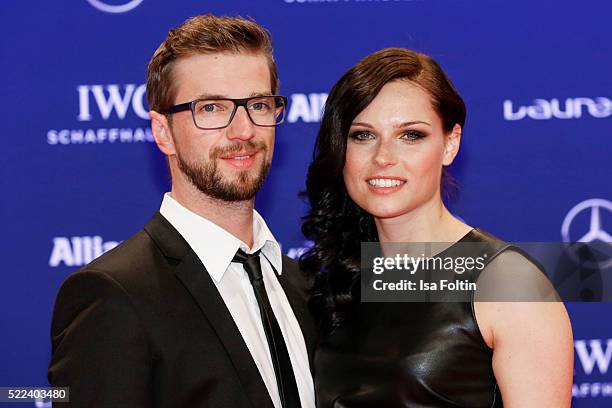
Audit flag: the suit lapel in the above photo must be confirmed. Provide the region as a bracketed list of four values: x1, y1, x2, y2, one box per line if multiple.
[145, 212, 274, 408]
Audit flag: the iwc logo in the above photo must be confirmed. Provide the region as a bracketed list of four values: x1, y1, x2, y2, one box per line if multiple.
[86, 0, 144, 13]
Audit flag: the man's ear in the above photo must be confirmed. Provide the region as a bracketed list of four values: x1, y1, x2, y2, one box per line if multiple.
[442, 124, 462, 166]
[150, 110, 176, 156]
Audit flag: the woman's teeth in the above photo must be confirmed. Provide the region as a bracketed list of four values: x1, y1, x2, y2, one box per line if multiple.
[367, 179, 404, 187]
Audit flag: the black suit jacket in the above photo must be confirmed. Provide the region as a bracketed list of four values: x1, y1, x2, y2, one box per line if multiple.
[48, 212, 316, 407]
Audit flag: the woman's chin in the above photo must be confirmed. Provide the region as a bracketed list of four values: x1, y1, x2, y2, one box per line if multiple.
[364, 206, 411, 220]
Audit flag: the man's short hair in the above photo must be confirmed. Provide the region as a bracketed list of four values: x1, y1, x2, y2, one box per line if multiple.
[146, 15, 279, 114]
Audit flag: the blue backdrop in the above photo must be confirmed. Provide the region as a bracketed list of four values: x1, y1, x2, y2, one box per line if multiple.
[1, 0, 610, 406]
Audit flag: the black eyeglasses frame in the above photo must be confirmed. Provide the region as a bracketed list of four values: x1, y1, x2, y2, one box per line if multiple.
[166, 95, 288, 130]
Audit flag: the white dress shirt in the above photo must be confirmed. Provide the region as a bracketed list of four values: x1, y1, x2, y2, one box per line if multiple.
[159, 193, 315, 408]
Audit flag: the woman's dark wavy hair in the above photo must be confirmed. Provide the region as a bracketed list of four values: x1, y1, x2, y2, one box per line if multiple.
[300, 47, 466, 330]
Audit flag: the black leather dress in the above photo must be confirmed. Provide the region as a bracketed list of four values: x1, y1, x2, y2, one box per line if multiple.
[315, 229, 509, 408]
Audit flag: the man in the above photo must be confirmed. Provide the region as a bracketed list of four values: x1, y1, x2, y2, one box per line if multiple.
[49, 15, 315, 408]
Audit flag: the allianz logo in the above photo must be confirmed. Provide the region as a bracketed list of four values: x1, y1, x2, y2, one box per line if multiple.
[49, 237, 315, 267]
[77, 84, 328, 124]
[575, 338, 612, 375]
[503, 97, 612, 120]
[287, 93, 327, 123]
[49, 236, 119, 267]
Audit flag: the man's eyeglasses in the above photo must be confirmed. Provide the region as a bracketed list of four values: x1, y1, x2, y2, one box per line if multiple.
[166, 95, 288, 130]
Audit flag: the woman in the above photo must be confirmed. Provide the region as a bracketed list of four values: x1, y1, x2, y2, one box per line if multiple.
[300, 48, 573, 407]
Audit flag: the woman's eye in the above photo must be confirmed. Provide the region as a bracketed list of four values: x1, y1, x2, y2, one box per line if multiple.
[401, 130, 425, 142]
[349, 131, 374, 141]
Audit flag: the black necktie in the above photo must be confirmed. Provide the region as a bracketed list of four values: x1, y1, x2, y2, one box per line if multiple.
[232, 249, 302, 408]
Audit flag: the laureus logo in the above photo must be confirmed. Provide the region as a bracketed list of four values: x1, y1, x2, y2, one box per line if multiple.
[503, 97, 612, 120]
[86, 0, 144, 14]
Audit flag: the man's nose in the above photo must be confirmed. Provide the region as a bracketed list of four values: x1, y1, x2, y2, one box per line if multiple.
[226, 106, 256, 141]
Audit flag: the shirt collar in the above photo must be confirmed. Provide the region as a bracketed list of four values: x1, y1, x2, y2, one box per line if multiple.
[159, 193, 282, 282]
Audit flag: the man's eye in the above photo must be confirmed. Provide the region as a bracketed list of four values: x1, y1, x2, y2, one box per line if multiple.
[250, 102, 270, 111]
[202, 104, 217, 112]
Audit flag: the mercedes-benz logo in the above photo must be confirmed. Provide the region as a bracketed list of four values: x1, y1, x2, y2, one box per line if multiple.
[86, 0, 144, 14]
[561, 198, 612, 270]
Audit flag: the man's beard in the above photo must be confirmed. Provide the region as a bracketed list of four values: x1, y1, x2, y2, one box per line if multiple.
[176, 140, 271, 202]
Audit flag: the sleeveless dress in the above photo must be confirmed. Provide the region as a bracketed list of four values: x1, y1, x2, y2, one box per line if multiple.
[315, 228, 514, 408]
